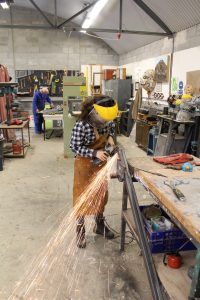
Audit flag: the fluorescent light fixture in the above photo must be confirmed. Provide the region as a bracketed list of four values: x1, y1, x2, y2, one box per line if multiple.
[82, 0, 109, 29]
[0, 2, 9, 9]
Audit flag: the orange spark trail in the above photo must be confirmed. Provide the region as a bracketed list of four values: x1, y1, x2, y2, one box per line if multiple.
[8, 154, 118, 300]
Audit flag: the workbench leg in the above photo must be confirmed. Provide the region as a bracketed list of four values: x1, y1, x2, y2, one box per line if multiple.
[120, 182, 128, 252]
[44, 120, 46, 141]
[22, 128, 24, 157]
[165, 122, 175, 155]
[189, 248, 200, 300]
[28, 121, 30, 145]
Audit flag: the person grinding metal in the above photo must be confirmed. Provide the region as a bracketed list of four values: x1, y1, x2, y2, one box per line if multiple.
[70, 96, 118, 248]
[32, 86, 54, 134]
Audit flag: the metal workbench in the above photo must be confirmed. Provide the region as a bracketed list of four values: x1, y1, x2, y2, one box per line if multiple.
[0, 120, 30, 158]
[119, 150, 200, 300]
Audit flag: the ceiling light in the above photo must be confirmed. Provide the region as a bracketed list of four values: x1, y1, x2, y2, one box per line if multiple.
[82, 0, 109, 29]
[0, 2, 9, 9]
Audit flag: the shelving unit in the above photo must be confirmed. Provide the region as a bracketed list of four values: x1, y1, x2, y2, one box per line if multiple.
[120, 98, 135, 137]
[0, 120, 30, 158]
[90, 64, 102, 96]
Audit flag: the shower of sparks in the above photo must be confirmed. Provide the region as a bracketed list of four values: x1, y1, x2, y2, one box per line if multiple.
[8, 154, 118, 300]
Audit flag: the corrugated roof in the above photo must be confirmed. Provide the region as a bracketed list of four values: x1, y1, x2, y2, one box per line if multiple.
[4, 0, 200, 54]
[92, 0, 165, 54]
[94, 32, 161, 54]
[142, 0, 200, 32]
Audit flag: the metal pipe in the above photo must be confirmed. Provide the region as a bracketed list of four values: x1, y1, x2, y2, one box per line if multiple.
[119, 0, 123, 32]
[29, 0, 54, 28]
[169, 35, 175, 95]
[120, 182, 128, 252]
[118, 149, 163, 300]
[0, 25, 167, 36]
[57, 0, 98, 29]
[0, 24, 54, 30]
[65, 27, 170, 37]
[132, 0, 172, 35]
[54, 0, 57, 27]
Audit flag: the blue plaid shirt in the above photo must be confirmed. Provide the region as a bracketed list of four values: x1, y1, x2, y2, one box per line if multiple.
[70, 121, 115, 158]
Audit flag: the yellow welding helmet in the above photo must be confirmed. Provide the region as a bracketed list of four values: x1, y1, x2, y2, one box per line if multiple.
[93, 97, 118, 121]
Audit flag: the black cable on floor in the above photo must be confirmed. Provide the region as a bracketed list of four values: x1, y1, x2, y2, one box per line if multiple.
[104, 219, 136, 245]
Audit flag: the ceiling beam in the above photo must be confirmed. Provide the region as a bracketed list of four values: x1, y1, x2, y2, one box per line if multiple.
[57, 0, 98, 29]
[132, 0, 172, 35]
[65, 27, 170, 37]
[28, 0, 54, 28]
[0, 24, 54, 30]
[0, 24, 169, 36]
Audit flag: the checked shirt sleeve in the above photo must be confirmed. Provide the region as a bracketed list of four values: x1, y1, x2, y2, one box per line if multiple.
[70, 122, 97, 158]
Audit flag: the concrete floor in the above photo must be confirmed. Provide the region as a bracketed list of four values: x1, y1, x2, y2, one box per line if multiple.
[0, 129, 152, 300]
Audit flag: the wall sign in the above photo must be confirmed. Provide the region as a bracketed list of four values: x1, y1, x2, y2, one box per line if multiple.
[178, 81, 184, 95]
[171, 77, 178, 93]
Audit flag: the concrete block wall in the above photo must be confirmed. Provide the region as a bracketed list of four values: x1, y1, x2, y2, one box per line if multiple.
[0, 6, 119, 79]
[1, 5, 200, 80]
[119, 23, 200, 66]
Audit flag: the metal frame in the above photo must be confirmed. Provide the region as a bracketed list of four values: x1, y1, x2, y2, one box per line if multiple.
[0, 24, 53, 30]
[0, 24, 170, 36]
[63, 27, 170, 37]
[128, 166, 200, 300]
[0, 0, 173, 38]
[119, 0, 123, 33]
[57, 0, 98, 29]
[118, 149, 200, 300]
[28, 0, 54, 28]
[54, 0, 57, 27]
[132, 0, 172, 35]
[117, 149, 164, 300]
[0, 120, 30, 158]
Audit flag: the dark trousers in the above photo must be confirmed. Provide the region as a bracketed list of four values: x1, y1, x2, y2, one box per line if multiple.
[33, 113, 44, 134]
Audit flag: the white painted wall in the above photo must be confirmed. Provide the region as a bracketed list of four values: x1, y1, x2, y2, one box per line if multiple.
[172, 46, 200, 92]
[119, 23, 200, 99]
[121, 55, 170, 99]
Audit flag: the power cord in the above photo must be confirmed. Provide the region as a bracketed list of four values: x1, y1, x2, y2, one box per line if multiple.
[104, 219, 136, 245]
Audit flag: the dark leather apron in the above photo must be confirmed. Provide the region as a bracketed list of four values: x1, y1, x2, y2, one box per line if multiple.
[73, 129, 108, 217]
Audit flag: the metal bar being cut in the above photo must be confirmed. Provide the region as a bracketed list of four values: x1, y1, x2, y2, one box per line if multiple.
[57, 0, 98, 29]
[29, 0, 54, 28]
[132, 0, 172, 35]
[117, 148, 164, 300]
[64, 27, 170, 37]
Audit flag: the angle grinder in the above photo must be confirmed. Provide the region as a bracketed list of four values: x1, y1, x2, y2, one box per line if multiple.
[93, 144, 118, 166]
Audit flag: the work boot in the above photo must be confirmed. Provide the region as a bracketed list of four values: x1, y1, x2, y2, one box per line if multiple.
[76, 217, 86, 248]
[93, 214, 115, 239]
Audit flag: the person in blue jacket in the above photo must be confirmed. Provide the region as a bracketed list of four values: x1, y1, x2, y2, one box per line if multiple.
[32, 87, 53, 134]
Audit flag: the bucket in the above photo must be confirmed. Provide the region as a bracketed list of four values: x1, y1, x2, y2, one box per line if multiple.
[12, 140, 22, 155]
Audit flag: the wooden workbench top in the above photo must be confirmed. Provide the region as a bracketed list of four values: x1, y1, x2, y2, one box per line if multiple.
[157, 114, 195, 124]
[0, 119, 29, 129]
[128, 156, 200, 245]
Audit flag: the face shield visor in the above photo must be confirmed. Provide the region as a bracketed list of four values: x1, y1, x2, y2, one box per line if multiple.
[87, 98, 118, 129]
[88, 108, 108, 129]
